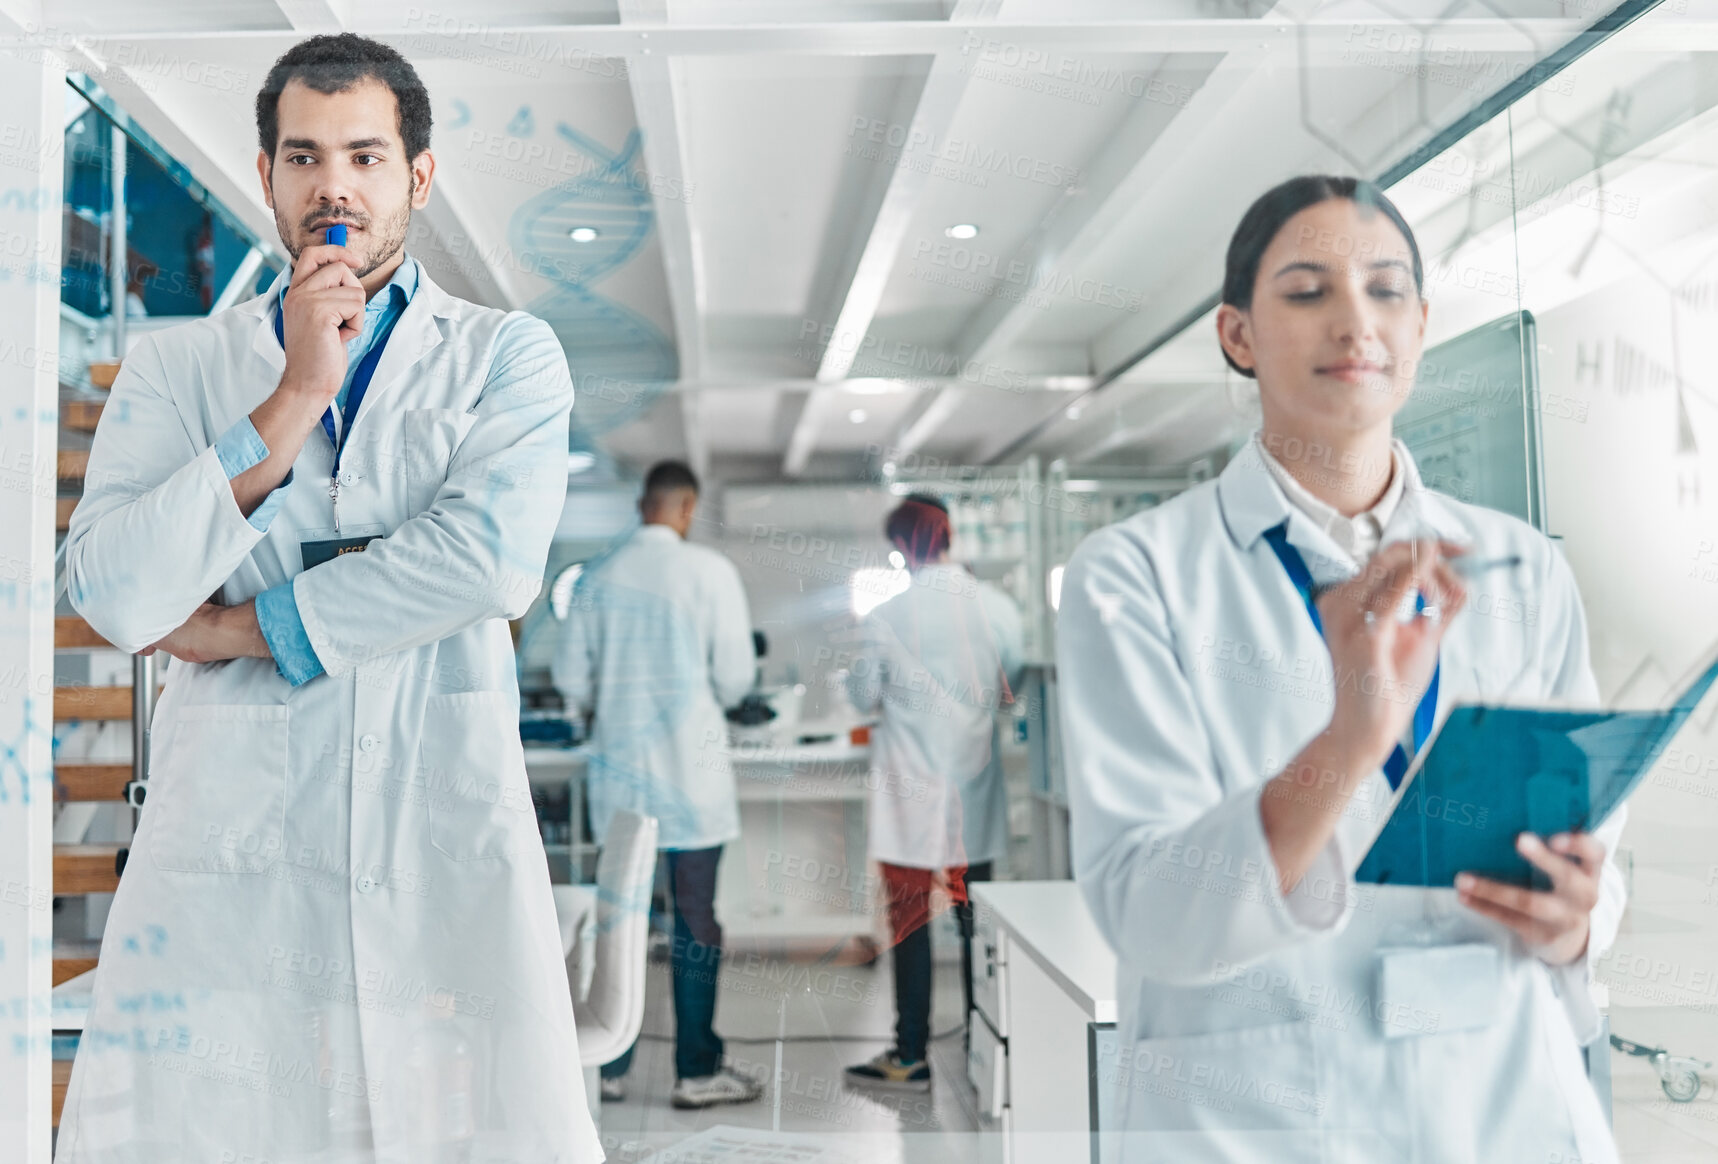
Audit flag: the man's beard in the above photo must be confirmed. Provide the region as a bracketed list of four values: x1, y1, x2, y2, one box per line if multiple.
[277, 190, 412, 278]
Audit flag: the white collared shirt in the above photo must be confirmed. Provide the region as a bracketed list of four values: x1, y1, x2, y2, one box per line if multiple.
[1255, 434, 1408, 565]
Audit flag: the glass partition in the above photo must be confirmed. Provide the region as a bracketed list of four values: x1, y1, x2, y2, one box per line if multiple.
[62, 77, 281, 328]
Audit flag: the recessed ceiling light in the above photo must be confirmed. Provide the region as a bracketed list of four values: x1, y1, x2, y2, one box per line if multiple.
[849, 408, 868, 424]
[944, 223, 979, 240]
[568, 226, 600, 242]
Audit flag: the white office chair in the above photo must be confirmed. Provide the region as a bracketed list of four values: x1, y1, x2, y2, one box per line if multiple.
[564, 809, 658, 1068]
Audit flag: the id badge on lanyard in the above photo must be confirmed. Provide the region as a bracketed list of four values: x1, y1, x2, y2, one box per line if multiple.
[298, 525, 385, 570]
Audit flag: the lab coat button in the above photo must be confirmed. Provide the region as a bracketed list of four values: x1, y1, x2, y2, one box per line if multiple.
[355, 874, 377, 893]
[359, 734, 380, 753]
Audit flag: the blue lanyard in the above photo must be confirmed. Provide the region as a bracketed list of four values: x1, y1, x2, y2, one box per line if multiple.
[1261, 521, 1439, 791]
[273, 299, 403, 480]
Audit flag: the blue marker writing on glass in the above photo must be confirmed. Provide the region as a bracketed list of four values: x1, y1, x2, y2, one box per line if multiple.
[325, 223, 347, 246]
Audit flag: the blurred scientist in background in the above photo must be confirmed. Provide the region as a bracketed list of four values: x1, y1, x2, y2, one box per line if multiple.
[553, 460, 763, 1109]
[844, 494, 1023, 1092]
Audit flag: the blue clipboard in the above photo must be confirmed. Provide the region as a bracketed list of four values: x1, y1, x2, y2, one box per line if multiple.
[1355, 646, 1718, 890]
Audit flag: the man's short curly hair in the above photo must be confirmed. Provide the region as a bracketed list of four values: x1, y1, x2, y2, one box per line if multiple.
[256, 33, 432, 161]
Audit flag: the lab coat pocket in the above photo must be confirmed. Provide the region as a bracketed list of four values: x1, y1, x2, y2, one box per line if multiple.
[146, 704, 288, 874]
[402, 407, 479, 516]
[419, 691, 531, 862]
[1111, 1021, 1324, 1164]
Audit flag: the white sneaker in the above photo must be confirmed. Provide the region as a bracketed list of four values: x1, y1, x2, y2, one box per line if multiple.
[670, 1067, 764, 1109]
[600, 1076, 626, 1103]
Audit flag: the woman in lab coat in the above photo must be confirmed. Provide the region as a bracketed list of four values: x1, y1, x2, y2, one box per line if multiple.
[1057, 175, 1625, 1163]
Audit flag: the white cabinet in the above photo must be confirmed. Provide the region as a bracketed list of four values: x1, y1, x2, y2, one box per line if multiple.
[967, 1004, 1008, 1121]
[972, 898, 1008, 1038]
[970, 882, 1118, 1164]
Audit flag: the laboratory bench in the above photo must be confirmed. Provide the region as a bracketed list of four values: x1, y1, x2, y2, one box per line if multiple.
[525, 721, 881, 956]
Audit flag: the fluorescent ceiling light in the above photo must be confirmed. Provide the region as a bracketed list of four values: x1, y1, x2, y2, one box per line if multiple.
[845, 378, 907, 395]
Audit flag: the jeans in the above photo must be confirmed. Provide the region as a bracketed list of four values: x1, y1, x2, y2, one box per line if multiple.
[601, 845, 726, 1081]
[882, 859, 992, 1063]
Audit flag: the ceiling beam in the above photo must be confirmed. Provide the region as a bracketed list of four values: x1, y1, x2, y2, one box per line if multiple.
[780, 389, 825, 479]
[814, 0, 999, 383]
[951, 7, 1306, 465]
[274, 0, 348, 32]
[0, 0, 40, 36]
[12, 18, 1600, 58]
[621, 0, 709, 480]
[951, 8, 1292, 378]
[640, 373, 1092, 394]
[891, 386, 968, 458]
[783, 0, 1001, 478]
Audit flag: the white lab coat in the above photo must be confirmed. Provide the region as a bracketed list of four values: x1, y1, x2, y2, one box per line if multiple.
[848, 565, 1024, 870]
[552, 524, 755, 851]
[1057, 438, 1625, 1163]
[57, 269, 603, 1163]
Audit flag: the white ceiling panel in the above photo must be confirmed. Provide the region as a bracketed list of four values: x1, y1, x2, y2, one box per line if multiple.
[689, 54, 930, 320]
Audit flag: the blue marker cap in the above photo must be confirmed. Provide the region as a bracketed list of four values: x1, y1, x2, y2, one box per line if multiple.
[325, 223, 347, 247]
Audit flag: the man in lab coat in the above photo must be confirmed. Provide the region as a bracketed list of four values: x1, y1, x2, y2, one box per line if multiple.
[553, 460, 764, 1109]
[844, 495, 1023, 1092]
[57, 34, 601, 1162]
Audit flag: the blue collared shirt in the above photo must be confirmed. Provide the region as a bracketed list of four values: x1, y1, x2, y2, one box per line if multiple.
[214, 254, 420, 686]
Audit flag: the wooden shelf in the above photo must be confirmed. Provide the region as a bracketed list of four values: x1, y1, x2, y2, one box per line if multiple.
[52, 1059, 71, 1127]
[55, 763, 130, 802]
[57, 448, 90, 481]
[54, 686, 133, 722]
[53, 844, 125, 895]
[61, 398, 104, 432]
[52, 942, 100, 986]
[54, 617, 110, 650]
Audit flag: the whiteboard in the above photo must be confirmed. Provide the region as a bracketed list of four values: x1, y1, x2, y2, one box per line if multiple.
[1398, 311, 1545, 532]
